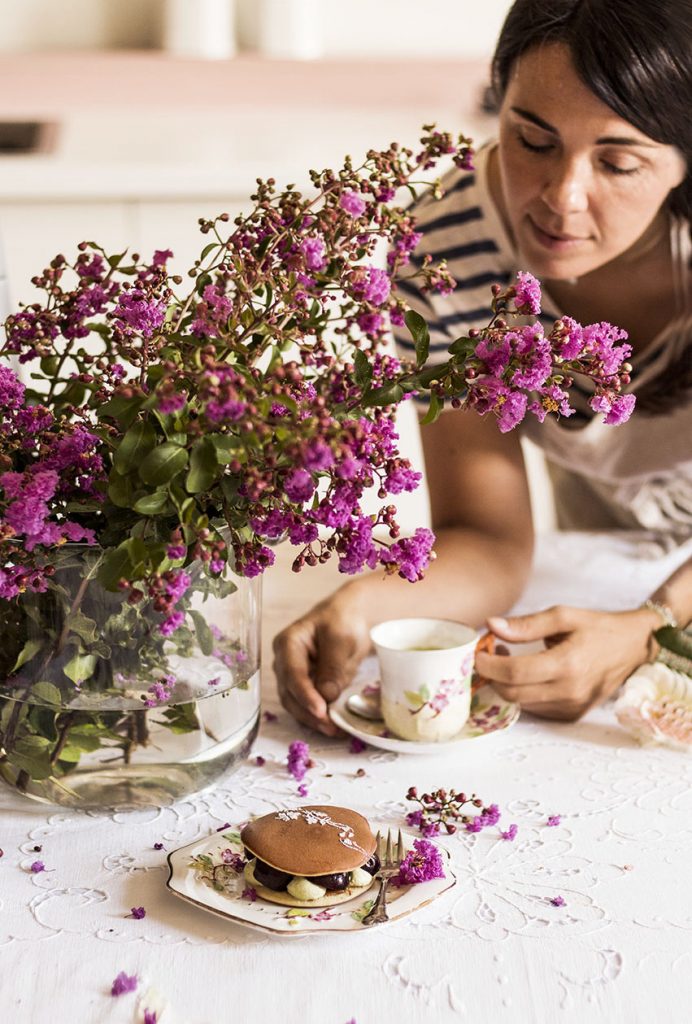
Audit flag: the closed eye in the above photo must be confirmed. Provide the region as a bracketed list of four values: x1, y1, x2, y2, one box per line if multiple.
[518, 132, 642, 176]
[601, 162, 641, 177]
[517, 134, 553, 154]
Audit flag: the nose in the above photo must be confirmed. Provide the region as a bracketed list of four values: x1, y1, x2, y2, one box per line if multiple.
[541, 158, 590, 216]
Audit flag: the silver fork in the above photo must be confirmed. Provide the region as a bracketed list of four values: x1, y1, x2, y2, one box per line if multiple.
[361, 828, 405, 927]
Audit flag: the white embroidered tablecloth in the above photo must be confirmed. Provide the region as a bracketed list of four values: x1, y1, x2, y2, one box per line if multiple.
[2, 531, 692, 1024]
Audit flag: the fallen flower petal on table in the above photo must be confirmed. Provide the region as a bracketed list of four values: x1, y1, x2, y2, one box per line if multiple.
[111, 971, 138, 996]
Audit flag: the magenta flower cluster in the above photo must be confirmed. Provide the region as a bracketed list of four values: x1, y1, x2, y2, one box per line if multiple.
[392, 838, 445, 887]
[287, 740, 312, 783]
[459, 274, 634, 434]
[405, 786, 501, 837]
[0, 128, 478, 616]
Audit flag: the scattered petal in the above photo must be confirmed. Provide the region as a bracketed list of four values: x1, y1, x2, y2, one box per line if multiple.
[349, 737, 367, 754]
[153, 843, 164, 851]
[111, 971, 138, 996]
[500, 823, 518, 841]
[549, 895, 566, 907]
[546, 815, 561, 827]
[255, 755, 266, 766]
[127, 906, 146, 919]
[241, 886, 257, 902]
[30, 860, 45, 873]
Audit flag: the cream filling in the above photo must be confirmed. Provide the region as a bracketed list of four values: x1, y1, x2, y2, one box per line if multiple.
[281, 868, 372, 901]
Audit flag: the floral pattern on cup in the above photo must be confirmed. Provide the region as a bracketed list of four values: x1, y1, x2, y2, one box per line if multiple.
[405, 677, 465, 718]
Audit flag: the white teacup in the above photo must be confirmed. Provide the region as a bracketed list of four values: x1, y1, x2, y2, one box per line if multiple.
[369, 618, 478, 742]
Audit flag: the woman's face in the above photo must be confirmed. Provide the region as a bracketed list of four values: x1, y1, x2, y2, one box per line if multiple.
[496, 43, 687, 281]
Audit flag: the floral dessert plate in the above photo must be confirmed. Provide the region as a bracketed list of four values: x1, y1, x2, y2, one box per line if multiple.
[329, 680, 519, 755]
[166, 824, 455, 935]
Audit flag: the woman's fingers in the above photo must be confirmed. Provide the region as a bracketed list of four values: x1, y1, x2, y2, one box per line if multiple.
[313, 621, 362, 703]
[273, 624, 326, 718]
[487, 605, 582, 642]
[280, 687, 340, 737]
[476, 645, 570, 685]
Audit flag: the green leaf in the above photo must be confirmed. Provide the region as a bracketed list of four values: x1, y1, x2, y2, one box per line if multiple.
[447, 336, 473, 357]
[200, 241, 219, 260]
[363, 383, 404, 408]
[419, 684, 431, 701]
[8, 741, 53, 778]
[98, 541, 134, 590]
[133, 490, 171, 515]
[98, 392, 145, 428]
[12, 638, 43, 672]
[139, 443, 188, 486]
[414, 360, 453, 387]
[114, 419, 157, 474]
[107, 249, 129, 269]
[354, 349, 373, 389]
[195, 271, 213, 295]
[64, 732, 102, 753]
[404, 689, 424, 708]
[189, 609, 214, 656]
[160, 701, 201, 734]
[66, 610, 99, 644]
[208, 433, 242, 463]
[40, 355, 60, 376]
[186, 439, 218, 494]
[63, 653, 97, 685]
[220, 476, 242, 504]
[30, 682, 63, 707]
[405, 309, 430, 368]
[107, 469, 137, 508]
[655, 626, 692, 659]
[421, 391, 442, 425]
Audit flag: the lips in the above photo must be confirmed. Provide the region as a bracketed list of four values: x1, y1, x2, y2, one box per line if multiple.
[528, 216, 590, 250]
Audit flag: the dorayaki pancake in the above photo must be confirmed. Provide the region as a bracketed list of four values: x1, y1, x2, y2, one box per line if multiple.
[240, 805, 377, 876]
[243, 859, 375, 908]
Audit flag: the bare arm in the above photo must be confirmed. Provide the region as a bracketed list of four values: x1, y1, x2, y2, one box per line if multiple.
[273, 407, 535, 733]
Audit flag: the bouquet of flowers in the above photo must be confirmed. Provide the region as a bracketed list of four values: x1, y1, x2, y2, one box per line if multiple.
[0, 125, 634, 799]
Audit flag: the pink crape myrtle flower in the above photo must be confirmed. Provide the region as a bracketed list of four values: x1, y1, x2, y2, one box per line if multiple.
[391, 838, 445, 886]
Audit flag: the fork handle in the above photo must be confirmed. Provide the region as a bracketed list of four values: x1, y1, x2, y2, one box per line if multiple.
[361, 876, 392, 926]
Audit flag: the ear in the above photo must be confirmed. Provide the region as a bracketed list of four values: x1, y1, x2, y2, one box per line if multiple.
[668, 147, 688, 191]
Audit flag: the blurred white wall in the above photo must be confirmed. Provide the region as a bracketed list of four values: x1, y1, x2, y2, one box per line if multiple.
[0, 0, 513, 58]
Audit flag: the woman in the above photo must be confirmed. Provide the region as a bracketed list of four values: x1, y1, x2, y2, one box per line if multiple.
[273, 0, 692, 735]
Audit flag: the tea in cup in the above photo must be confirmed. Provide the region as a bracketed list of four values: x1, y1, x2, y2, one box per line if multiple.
[369, 618, 477, 742]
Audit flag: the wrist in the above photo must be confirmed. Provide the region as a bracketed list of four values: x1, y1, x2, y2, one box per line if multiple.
[636, 604, 674, 665]
[641, 599, 678, 629]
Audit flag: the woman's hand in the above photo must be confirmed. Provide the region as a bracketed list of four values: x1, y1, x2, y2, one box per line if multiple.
[272, 588, 371, 736]
[475, 605, 659, 720]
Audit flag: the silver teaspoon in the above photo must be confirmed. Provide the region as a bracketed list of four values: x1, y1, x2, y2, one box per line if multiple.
[346, 691, 383, 722]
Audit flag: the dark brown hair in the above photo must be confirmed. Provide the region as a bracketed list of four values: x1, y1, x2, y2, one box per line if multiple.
[491, 0, 692, 410]
[492, 0, 691, 219]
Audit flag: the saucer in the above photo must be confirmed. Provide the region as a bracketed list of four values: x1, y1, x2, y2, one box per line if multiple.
[329, 680, 519, 755]
[166, 823, 455, 935]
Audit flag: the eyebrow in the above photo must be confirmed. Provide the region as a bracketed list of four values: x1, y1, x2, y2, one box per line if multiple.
[510, 106, 658, 148]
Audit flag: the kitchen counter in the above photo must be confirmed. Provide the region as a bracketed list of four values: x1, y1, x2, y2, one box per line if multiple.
[0, 52, 494, 200]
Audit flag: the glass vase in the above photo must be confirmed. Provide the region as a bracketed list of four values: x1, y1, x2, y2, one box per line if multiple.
[0, 546, 261, 808]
